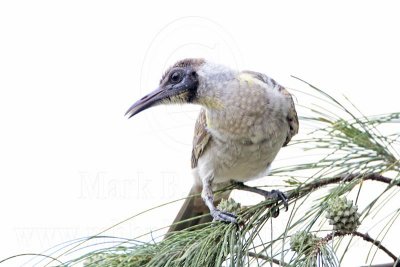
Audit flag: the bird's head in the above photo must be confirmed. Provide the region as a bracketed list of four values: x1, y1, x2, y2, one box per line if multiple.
[125, 58, 237, 118]
[125, 58, 206, 118]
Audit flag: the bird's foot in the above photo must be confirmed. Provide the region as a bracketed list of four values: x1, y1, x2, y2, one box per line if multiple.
[264, 190, 289, 211]
[233, 181, 289, 211]
[211, 209, 237, 224]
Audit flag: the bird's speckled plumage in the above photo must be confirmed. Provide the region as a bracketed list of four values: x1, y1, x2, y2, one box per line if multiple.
[125, 58, 298, 233]
[191, 62, 298, 189]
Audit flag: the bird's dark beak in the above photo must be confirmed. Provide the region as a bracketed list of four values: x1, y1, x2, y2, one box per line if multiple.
[125, 87, 167, 118]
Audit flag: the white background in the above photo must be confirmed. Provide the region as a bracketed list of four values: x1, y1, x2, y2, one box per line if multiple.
[0, 1, 399, 266]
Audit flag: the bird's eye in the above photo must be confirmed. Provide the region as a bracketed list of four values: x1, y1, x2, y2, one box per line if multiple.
[170, 71, 183, 84]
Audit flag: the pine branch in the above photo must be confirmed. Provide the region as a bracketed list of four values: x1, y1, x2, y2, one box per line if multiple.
[237, 173, 398, 213]
[288, 173, 399, 200]
[322, 231, 398, 262]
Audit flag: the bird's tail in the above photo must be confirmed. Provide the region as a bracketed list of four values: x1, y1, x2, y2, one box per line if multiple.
[166, 184, 231, 234]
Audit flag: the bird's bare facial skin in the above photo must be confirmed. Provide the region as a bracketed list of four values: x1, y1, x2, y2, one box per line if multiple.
[159, 67, 199, 103]
[125, 67, 199, 119]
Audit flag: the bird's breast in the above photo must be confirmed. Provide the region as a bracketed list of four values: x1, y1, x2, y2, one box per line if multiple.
[199, 115, 288, 184]
[197, 135, 284, 184]
[196, 75, 291, 184]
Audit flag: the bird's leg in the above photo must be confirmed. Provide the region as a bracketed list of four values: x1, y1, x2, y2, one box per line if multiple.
[233, 181, 289, 211]
[201, 177, 237, 223]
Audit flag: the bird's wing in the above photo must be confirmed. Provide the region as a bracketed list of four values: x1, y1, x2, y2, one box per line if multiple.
[191, 108, 211, 169]
[242, 70, 299, 146]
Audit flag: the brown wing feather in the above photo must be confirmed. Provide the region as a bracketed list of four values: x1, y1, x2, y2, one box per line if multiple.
[191, 108, 211, 169]
[241, 70, 299, 146]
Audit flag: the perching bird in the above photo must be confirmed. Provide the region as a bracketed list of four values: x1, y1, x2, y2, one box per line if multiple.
[125, 58, 298, 233]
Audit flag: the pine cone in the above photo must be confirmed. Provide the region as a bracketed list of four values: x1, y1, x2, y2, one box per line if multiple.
[325, 196, 360, 232]
[290, 231, 320, 256]
[217, 198, 241, 214]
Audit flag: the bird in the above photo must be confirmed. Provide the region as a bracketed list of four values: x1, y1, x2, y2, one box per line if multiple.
[125, 58, 298, 233]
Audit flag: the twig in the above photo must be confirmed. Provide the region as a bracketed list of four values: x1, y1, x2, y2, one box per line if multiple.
[288, 173, 398, 200]
[237, 173, 397, 205]
[247, 252, 288, 266]
[323, 231, 398, 262]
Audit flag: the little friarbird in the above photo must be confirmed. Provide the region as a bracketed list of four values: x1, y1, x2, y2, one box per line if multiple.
[125, 58, 299, 233]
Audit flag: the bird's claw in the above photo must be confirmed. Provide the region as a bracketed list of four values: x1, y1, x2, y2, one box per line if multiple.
[268, 190, 289, 211]
[232, 181, 289, 211]
[211, 209, 237, 224]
